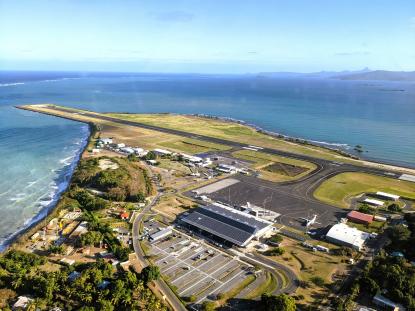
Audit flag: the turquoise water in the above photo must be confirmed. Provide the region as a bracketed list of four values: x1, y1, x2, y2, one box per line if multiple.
[0, 72, 414, 248]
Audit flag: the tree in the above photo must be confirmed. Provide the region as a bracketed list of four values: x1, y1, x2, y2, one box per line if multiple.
[141, 265, 160, 284]
[201, 301, 216, 311]
[79, 231, 103, 247]
[358, 204, 373, 214]
[261, 293, 296, 311]
[387, 225, 411, 242]
[310, 276, 325, 287]
[143, 151, 157, 161]
[388, 203, 402, 212]
[268, 234, 283, 244]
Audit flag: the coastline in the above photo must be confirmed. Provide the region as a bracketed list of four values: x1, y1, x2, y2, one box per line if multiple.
[18, 104, 415, 174]
[0, 122, 92, 252]
[4, 104, 415, 253]
[190, 113, 415, 171]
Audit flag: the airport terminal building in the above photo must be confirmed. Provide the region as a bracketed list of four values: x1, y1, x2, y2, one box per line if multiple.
[180, 203, 274, 247]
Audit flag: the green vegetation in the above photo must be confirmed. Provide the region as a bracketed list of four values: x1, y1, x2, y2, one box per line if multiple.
[201, 301, 216, 311]
[335, 214, 415, 310]
[264, 247, 285, 256]
[347, 220, 385, 233]
[73, 157, 153, 202]
[141, 265, 160, 284]
[388, 202, 402, 212]
[106, 112, 351, 162]
[47, 244, 66, 255]
[232, 150, 316, 182]
[245, 272, 278, 299]
[268, 233, 283, 245]
[78, 231, 103, 247]
[159, 138, 230, 154]
[261, 293, 296, 311]
[0, 251, 165, 310]
[310, 276, 325, 287]
[314, 172, 415, 208]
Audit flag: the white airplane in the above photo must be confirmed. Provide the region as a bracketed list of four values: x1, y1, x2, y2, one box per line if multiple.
[300, 214, 320, 227]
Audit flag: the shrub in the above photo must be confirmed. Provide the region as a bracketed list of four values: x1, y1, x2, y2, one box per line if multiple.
[310, 276, 325, 287]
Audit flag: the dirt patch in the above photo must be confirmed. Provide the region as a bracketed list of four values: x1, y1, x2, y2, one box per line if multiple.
[99, 158, 119, 170]
[263, 162, 308, 177]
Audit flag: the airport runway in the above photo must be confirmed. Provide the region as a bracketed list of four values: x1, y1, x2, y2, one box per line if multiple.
[30, 105, 409, 229]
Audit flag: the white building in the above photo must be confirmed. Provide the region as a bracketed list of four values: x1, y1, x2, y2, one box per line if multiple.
[153, 148, 172, 156]
[216, 164, 237, 174]
[149, 227, 173, 242]
[240, 202, 280, 221]
[376, 191, 400, 201]
[326, 223, 370, 250]
[120, 147, 135, 154]
[364, 198, 384, 207]
[100, 138, 113, 145]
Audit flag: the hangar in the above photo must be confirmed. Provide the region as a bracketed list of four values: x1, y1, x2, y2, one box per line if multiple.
[180, 203, 274, 247]
[326, 223, 369, 250]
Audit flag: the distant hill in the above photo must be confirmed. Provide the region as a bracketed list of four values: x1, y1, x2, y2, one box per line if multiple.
[336, 70, 415, 82]
[257, 68, 371, 79]
[257, 69, 415, 82]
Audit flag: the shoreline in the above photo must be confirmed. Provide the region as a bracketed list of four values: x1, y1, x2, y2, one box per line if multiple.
[190, 113, 415, 170]
[0, 122, 92, 252]
[3, 104, 415, 252]
[18, 104, 415, 173]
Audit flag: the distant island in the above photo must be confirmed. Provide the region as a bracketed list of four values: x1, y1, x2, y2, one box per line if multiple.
[335, 70, 415, 82]
[258, 69, 415, 82]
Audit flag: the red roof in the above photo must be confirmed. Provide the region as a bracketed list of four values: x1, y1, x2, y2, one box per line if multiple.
[347, 211, 373, 223]
[120, 212, 130, 219]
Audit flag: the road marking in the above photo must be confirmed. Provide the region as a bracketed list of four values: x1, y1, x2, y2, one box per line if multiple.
[195, 270, 246, 304]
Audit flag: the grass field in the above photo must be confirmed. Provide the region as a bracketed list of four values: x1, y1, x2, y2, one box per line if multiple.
[268, 237, 346, 306]
[107, 112, 352, 161]
[347, 220, 386, 233]
[232, 150, 316, 182]
[22, 105, 415, 175]
[314, 172, 415, 208]
[244, 272, 278, 299]
[159, 138, 230, 154]
[152, 195, 195, 220]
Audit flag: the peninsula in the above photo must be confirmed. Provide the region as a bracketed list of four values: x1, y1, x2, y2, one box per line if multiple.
[1, 103, 414, 311]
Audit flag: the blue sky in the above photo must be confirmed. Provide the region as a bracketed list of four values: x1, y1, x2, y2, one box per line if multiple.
[0, 0, 414, 73]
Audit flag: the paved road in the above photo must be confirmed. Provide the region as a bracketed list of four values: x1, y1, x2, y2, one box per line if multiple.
[43, 105, 408, 181]
[132, 193, 187, 311]
[231, 250, 299, 295]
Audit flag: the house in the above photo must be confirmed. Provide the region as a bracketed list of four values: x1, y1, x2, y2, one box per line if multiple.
[120, 212, 130, 220]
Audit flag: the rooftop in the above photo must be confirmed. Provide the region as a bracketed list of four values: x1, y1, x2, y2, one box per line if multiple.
[326, 223, 370, 249]
[181, 204, 271, 246]
[347, 210, 374, 223]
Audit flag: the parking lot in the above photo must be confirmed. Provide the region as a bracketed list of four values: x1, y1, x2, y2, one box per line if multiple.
[143, 220, 255, 307]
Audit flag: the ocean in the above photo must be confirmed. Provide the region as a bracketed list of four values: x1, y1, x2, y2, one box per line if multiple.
[0, 71, 414, 249]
